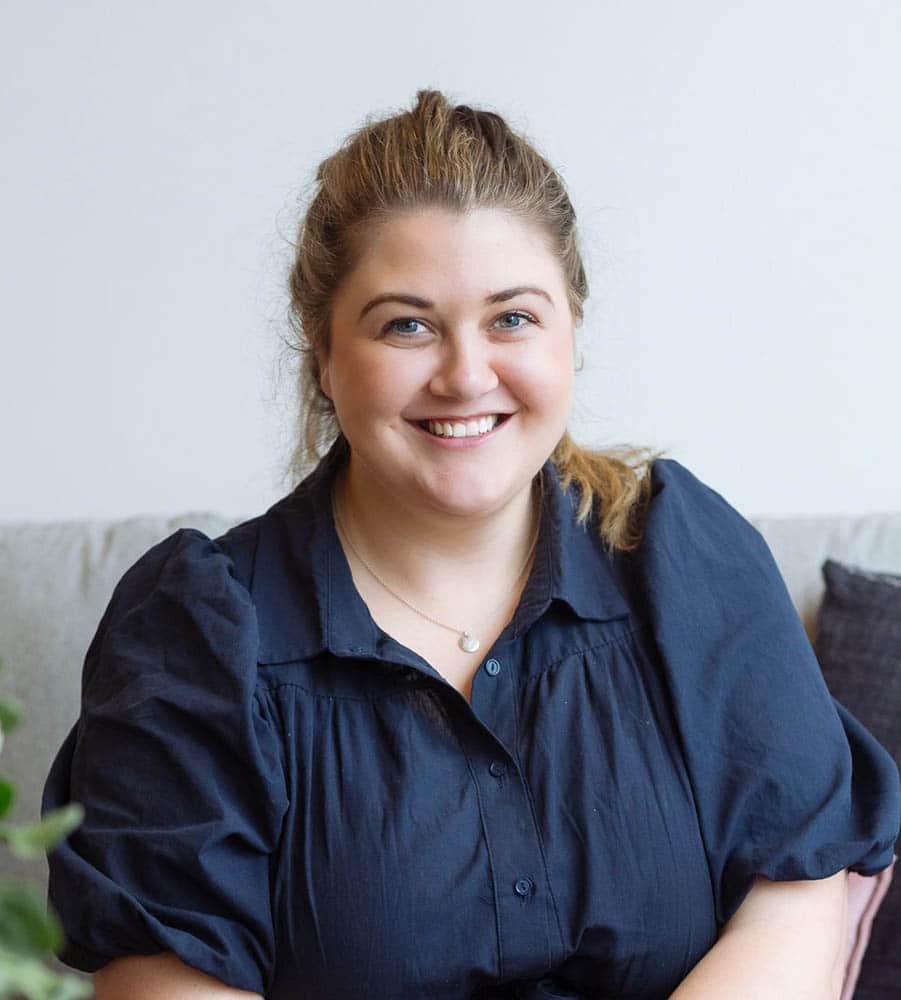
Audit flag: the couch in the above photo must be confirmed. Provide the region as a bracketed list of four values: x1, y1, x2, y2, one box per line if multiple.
[2, 505, 900, 997]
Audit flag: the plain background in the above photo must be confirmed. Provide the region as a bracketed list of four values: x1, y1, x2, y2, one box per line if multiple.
[2, 0, 899, 523]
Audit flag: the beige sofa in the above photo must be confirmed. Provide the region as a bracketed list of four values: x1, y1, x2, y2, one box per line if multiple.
[2, 505, 900, 995]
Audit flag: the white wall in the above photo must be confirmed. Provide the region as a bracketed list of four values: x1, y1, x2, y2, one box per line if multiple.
[2, 0, 899, 522]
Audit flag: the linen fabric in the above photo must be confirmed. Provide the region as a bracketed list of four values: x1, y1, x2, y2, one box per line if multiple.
[41, 446, 901, 999]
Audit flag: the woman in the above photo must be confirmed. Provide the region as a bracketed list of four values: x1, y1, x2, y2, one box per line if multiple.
[42, 90, 900, 999]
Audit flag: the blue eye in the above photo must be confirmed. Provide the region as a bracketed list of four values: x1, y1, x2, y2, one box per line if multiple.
[495, 311, 535, 329]
[381, 311, 536, 337]
[384, 318, 427, 336]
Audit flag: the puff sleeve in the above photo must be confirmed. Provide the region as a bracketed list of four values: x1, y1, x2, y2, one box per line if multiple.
[41, 528, 289, 995]
[629, 459, 901, 928]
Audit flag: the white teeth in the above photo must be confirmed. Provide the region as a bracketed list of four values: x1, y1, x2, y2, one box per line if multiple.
[425, 415, 500, 438]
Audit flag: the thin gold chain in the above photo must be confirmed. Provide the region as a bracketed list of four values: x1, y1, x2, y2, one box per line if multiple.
[331, 479, 543, 643]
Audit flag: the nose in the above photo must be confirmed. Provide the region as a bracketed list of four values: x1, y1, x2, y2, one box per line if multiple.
[427, 335, 499, 400]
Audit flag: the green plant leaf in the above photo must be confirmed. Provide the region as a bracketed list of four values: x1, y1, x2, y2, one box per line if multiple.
[0, 804, 85, 860]
[0, 944, 94, 999]
[0, 780, 16, 821]
[0, 697, 25, 739]
[0, 885, 63, 957]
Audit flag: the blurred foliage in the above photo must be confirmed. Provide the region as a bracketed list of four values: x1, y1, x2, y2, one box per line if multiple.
[0, 657, 92, 999]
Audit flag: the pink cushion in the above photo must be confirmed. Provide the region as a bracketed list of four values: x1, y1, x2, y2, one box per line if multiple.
[841, 857, 896, 1000]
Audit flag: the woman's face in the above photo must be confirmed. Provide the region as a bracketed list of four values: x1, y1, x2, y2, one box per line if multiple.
[322, 206, 576, 519]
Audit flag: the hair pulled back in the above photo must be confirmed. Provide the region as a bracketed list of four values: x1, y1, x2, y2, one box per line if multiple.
[285, 88, 664, 552]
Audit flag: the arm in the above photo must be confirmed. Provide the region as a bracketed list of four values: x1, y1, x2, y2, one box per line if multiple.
[93, 952, 263, 1000]
[669, 869, 849, 999]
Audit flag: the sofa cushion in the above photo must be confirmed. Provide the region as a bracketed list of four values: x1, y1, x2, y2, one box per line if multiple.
[843, 866, 895, 1000]
[0, 513, 236, 890]
[814, 559, 901, 999]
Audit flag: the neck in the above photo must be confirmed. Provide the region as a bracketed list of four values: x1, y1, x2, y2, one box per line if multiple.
[332, 456, 543, 601]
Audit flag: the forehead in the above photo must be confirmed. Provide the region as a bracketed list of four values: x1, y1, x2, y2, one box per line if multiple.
[343, 206, 563, 293]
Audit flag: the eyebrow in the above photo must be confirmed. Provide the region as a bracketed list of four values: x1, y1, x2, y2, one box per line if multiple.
[357, 285, 554, 322]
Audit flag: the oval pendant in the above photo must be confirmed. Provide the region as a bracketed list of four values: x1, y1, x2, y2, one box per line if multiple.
[459, 632, 481, 653]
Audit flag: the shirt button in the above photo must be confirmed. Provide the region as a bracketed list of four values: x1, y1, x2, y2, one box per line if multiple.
[489, 761, 506, 778]
[513, 876, 534, 898]
[484, 658, 501, 676]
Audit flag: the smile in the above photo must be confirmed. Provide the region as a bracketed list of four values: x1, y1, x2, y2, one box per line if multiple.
[418, 415, 505, 438]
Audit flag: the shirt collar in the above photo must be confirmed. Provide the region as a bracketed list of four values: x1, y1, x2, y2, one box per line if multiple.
[513, 457, 632, 635]
[238, 438, 631, 666]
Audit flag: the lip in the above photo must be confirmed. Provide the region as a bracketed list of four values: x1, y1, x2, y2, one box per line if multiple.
[409, 411, 511, 422]
[406, 413, 512, 448]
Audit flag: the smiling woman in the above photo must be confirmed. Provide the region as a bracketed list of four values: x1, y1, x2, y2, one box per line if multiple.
[319, 207, 576, 527]
[41, 88, 900, 1000]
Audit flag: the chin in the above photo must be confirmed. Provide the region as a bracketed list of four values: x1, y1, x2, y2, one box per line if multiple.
[421, 473, 526, 518]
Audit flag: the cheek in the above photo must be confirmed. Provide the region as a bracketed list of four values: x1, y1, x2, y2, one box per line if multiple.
[329, 349, 424, 417]
[509, 346, 574, 408]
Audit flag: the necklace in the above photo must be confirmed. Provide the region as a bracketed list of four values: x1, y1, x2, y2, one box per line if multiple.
[331, 480, 543, 654]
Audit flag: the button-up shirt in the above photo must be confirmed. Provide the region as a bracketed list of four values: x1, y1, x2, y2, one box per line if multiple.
[42, 443, 901, 999]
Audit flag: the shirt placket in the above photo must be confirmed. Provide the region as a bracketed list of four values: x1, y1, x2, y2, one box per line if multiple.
[453, 637, 566, 980]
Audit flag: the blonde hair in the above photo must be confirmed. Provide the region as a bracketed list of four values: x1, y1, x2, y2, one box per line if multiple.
[282, 88, 665, 552]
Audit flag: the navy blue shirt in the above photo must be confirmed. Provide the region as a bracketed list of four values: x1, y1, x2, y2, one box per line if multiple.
[42, 446, 901, 999]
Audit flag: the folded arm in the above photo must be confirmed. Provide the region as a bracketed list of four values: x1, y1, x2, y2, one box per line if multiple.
[93, 952, 263, 1000]
[669, 869, 848, 999]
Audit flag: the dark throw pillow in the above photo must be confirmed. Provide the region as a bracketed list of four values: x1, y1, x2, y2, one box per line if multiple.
[814, 558, 901, 1000]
